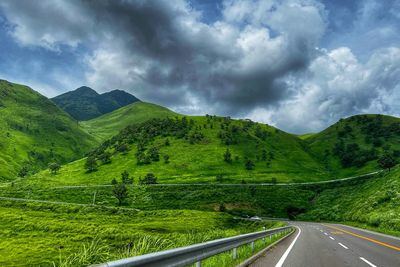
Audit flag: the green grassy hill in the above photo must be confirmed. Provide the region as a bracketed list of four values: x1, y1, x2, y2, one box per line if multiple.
[0, 80, 98, 181]
[51, 86, 140, 121]
[31, 115, 328, 185]
[306, 114, 400, 177]
[80, 102, 178, 141]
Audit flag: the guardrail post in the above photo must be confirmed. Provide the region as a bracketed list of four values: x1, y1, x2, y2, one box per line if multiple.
[250, 241, 254, 252]
[196, 261, 201, 267]
[232, 247, 237, 259]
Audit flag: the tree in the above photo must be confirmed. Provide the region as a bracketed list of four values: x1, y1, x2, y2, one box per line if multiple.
[223, 148, 232, 163]
[261, 149, 267, 161]
[139, 173, 158, 185]
[149, 147, 160, 161]
[218, 203, 226, 212]
[165, 139, 170, 146]
[121, 170, 133, 184]
[85, 156, 98, 172]
[18, 166, 29, 177]
[48, 162, 61, 174]
[163, 154, 170, 164]
[111, 178, 118, 185]
[216, 174, 223, 182]
[245, 158, 255, 170]
[113, 182, 128, 205]
[99, 151, 112, 164]
[378, 153, 396, 171]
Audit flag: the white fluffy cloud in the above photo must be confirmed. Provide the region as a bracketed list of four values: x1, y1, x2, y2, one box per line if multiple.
[262, 47, 400, 133]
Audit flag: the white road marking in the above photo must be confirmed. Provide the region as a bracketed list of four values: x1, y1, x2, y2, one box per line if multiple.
[275, 227, 301, 267]
[338, 243, 348, 249]
[324, 233, 328, 235]
[359, 257, 377, 267]
[329, 236, 335, 240]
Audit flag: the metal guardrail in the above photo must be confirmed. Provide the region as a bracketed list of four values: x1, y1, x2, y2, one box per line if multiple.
[91, 226, 293, 267]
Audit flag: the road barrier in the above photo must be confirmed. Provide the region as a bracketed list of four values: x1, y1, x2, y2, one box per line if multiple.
[91, 226, 293, 267]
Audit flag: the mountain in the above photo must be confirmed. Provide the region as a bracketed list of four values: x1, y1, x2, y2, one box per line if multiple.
[32, 115, 328, 186]
[80, 102, 178, 141]
[51, 86, 140, 121]
[0, 80, 98, 181]
[306, 114, 400, 177]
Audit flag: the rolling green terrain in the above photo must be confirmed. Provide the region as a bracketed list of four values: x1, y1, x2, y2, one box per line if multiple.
[31, 115, 328, 185]
[80, 102, 178, 141]
[307, 114, 400, 177]
[0, 80, 98, 181]
[51, 86, 140, 121]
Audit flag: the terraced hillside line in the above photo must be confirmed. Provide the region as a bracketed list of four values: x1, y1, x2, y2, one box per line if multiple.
[49, 170, 381, 189]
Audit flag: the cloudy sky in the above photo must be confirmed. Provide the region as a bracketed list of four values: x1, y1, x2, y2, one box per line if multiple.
[0, 0, 399, 134]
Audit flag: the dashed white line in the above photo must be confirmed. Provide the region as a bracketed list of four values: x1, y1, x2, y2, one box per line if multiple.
[275, 227, 301, 267]
[324, 233, 328, 236]
[338, 243, 348, 249]
[359, 257, 377, 267]
[329, 236, 335, 240]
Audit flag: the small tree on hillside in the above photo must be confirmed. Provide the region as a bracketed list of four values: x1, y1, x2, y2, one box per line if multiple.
[378, 153, 396, 171]
[139, 173, 158, 185]
[163, 154, 170, 164]
[113, 182, 128, 205]
[48, 162, 61, 174]
[121, 170, 133, 184]
[99, 151, 112, 165]
[245, 158, 255, 170]
[223, 148, 232, 163]
[18, 166, 29, 177]
[85, 156, 98, 172]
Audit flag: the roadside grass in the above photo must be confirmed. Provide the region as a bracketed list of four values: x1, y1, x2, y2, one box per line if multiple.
[300, 166, 400, 235]
[0, 200, 283, 267]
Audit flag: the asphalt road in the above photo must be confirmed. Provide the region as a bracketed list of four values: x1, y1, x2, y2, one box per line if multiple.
[251, 222, 400, 267]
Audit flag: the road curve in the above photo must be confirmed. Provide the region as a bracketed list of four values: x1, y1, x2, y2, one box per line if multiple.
[250, 222, 400, 267]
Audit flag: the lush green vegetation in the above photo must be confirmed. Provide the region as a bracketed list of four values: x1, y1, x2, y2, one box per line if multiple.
[51, 86, 140, 121]
[0, 80, 98, 181]
[307, 114, 400, 177]
[0, 199, 283, 266]
[80, 102, 178, 141]
[31, 115, 329, 185]
[300, 166, 400, 235]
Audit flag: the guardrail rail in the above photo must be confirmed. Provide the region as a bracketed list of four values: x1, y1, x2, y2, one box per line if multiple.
[91, 226, 293, 267]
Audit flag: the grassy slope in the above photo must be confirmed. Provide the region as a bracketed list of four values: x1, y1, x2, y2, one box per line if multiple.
[0, 80, 97, 181]
[0, 200, 282, 266]
[31, 116, 328, 185]
[307, 114, 400, 177]
[300, 166, 400, 235]
[80, 102, 178, 141]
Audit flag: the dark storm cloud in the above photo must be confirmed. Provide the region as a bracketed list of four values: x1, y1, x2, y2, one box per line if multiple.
[0, 0, 326, 115]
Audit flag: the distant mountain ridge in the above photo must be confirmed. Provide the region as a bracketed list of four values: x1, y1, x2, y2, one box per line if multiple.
[51, 86, 140, 121]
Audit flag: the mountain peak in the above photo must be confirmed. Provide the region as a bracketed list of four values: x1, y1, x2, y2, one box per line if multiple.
[51, 87, 140, 121]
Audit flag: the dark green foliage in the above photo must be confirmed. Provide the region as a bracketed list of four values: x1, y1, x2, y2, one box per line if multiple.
[148, 147, 160, 161]
[333, 141, 377, 168]
[216, 174, 224, 182]
[85, 156, 98, 173]
[245, 158, 255, 170]
[48, 162, 61, 175]
[223, 148, 232, 163]
[112, 182, 128, 205]
[51, 86, 140, 121]
[139, 173, 158, 185]
[164, 139, 170, 146]
[18, 166, 29, 178]
[121, 170, 133, 184]
[111, 178, 118, 185]
[378, 153, 397, 171]
[163, 154, 170, 164]
[99, 151, 112, 165]
[219, 203, 226, 212]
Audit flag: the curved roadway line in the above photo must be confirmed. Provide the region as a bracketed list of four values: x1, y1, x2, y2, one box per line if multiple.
[275, 226, 301, 267]
[49, 170, 382, 189]
[324, 224, 400, 251]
